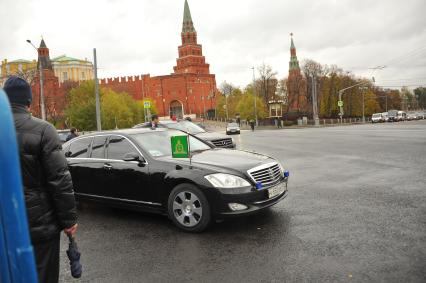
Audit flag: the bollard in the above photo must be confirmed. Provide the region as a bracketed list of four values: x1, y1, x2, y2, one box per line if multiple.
[0, 89, 38, 283]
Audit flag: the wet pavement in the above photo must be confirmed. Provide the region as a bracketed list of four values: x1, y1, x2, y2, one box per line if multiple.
[60, 120, 426, 282]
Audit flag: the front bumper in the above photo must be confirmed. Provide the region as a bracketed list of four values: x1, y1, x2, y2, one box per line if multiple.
[216, 180, 288, 217]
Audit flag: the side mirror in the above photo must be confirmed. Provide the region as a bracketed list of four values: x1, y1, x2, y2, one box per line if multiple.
[123, 152, 144, 163]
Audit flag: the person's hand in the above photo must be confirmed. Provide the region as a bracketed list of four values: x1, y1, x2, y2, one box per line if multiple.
[64, 224, 78, 236]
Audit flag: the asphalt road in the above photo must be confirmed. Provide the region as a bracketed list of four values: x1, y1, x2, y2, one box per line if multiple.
[60, 121, 426, 283]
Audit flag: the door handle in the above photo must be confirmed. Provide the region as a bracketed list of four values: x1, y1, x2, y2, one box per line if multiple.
[103, 164, 113, 170]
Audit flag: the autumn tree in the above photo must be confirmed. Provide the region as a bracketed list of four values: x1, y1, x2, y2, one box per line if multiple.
[364, 89, 381, 116]
[236, 86, 268, 120]
[414, 87, 426, 109]
[301, 59, 330, 112]
[400, 86, 415, 111]
[257, 63, 278, 104]
[65, 80, 146, 130]
[218, 81, 242, 120]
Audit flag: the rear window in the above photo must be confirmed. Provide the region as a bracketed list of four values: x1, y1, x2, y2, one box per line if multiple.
[68, 137, 92, 158]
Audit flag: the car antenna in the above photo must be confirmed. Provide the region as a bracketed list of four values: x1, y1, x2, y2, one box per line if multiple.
[187, 131, 192, 169]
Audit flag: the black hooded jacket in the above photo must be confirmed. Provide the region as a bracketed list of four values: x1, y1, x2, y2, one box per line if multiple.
[12, 105, 77, 243]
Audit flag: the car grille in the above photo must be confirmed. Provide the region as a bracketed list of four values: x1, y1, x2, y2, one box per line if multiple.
[247, 162, 282, 187]
[211, 138, 233, 148]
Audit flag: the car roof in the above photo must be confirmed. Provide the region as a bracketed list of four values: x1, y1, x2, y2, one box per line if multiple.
[76, 127, 172, 138]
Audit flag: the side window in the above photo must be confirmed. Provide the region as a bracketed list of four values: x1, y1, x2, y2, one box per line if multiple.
[68, 137, 92, 158]
[107, 136, 138, 160]
[91, 136, 107, 159]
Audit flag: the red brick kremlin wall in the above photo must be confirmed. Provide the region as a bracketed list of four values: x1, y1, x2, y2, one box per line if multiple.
[99, 73, 217, 118]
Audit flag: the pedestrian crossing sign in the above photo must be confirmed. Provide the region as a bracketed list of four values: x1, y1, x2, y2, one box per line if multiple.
[143, 101, 151, 109]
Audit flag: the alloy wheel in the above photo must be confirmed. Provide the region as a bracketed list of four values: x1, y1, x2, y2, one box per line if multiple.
[173, 191, 203, 227]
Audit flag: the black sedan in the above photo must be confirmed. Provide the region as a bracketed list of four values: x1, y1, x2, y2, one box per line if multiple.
[133, 120, 236, 148]
[62, 128, 289, 232]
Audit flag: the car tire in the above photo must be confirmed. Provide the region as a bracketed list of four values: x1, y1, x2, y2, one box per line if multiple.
[167, 183, 211, 232]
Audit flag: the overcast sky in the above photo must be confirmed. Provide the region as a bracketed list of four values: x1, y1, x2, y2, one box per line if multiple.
[1, 0, 426, 89]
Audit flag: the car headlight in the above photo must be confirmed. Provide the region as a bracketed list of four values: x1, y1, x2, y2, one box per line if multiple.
[204, 173, 251, 188]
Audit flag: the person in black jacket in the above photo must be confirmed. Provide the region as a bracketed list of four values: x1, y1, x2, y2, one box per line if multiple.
[4, 76, 78, 283]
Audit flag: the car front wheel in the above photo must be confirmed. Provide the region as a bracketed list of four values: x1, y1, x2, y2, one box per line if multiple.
[167, 183, 211, 232]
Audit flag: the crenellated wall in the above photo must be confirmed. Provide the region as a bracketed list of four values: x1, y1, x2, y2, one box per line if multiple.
[99, 75, 150, 101]
[98, 73, 217, 118]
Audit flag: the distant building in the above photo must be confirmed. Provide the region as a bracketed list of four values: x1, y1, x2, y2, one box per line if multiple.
[1, 52, 93, 86]
[0, 59, 38, 86]
[52, 55, 93, 83]
[99, 0, 217, 119]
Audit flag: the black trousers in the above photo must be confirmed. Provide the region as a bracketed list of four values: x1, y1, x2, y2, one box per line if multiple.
[33, 236, 60, 283]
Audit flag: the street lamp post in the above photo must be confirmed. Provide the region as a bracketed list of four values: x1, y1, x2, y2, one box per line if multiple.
[225, 92, 229, 121]
[93, 48, 101, 131]
[359, 86, 367, 123]
[252, 67, 257, 126]
[362, 89, 365, 123]
[385, 94, 388, 112]
[26, 39, 46, 120]
[311, 75, 319, 126]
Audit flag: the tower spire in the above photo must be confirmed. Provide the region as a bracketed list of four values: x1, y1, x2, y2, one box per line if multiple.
[39, 38, 47, 48]
[182, 0, 196, 33]
[289, 33, 299, 71]
[37, 38, 52, 70]
[290, 33, 295, 50]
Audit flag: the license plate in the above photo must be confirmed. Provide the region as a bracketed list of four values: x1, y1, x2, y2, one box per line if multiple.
[268, 185, 286, 199]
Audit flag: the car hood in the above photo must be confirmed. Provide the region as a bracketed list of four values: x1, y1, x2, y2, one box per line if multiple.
[157, 149, 274, 173]
[194, 131, 230, 141]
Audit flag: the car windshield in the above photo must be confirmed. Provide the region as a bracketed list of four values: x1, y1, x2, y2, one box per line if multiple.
[57, 132, 68, 142]
[372, 114, 381, 118]
[165, 121, 205, 134]
[228, 123, 239, 127]
[131, 130, 211, 157]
